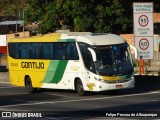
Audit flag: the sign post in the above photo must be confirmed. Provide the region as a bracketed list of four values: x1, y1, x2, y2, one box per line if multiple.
[133, 2, 154, 60]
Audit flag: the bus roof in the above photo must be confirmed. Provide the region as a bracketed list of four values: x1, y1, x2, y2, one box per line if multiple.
[9, 32, 126, 45]
[62, 33, 126, 45]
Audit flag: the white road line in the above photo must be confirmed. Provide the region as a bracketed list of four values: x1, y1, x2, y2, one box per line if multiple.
[0, 91, 159, 108]
[150, 99, 159, 102]
[0, 86, 17, 88]
[0, 108, 30, 111]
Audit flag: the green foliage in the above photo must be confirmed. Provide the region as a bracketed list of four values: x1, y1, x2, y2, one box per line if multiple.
[1, 0, 160, 34]
[0, 0, 26, 17]
[23, 0, 160, 34]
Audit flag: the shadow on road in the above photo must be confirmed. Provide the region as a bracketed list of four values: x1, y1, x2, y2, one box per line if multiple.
[33, 74, 160, 97]
[0, 75, 160, 107]
[44, 100, 160, 118]
[135, 75, 160, 91]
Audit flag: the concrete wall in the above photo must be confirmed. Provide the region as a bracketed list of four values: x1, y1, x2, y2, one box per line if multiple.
[7, 31, 29, 42]
[0, 72, 9, 84]
[0, 55, 7, 66]
[154, 13, 160, 23]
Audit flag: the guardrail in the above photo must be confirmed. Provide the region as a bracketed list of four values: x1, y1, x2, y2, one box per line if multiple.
[134, 67, 160, 76]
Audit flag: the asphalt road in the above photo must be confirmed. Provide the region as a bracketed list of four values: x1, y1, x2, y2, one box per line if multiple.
[0, 82, 160, 120]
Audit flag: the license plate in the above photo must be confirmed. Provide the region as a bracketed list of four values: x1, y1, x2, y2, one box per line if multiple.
[116, 84, 123, 88]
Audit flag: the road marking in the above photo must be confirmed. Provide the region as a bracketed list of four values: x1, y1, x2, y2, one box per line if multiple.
[0, 86, 17, 89]
[0, 108, 30, 111]
[150, 99, 159, 102]
[0, 91, 159, 108]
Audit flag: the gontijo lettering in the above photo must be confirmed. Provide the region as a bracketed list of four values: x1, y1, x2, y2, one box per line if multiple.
[21, 62, 44, 69]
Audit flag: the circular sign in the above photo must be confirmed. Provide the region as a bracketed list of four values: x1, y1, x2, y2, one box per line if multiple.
[138, 15, 149, 27]
[139, 38, 149, 50]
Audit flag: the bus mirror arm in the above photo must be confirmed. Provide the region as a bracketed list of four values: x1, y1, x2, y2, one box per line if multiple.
[88, 48, 97, 62]
[130, 45, 138, 59]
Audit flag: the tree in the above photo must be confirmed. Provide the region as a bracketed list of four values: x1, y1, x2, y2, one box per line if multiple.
[24, 0, 160, 34]
[0, 0, 27, 18]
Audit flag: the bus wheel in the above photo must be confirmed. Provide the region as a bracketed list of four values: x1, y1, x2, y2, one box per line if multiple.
[76, 79, 85, 96]
[25, 77, 36, 93]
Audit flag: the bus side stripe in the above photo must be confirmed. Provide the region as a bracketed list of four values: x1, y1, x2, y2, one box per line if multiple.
[43, 60, 68, 84]
[42, 61, 59, 83]
[51, 60, 68, 83]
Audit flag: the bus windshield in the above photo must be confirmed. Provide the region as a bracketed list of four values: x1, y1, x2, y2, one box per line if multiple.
[93, 43, 133, 76]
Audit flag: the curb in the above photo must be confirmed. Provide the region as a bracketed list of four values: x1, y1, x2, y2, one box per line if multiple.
[0, 72, 9, 84]
[0, 79, 10, 84]
[0, 82, 10, 84]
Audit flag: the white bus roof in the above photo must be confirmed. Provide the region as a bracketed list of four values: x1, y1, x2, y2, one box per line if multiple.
[61, 33, 126, 45]
[10, 32, 126, 46]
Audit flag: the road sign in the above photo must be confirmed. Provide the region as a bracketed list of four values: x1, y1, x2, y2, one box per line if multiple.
[135, 37, 153, 59]
[133, 2, 154, 59]
[139, 38, 149, 50]
[138, 15, 148, 27]
[134, 13, 153, 36]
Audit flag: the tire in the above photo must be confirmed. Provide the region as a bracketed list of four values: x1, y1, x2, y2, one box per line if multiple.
[76, 79, 85, 96]
[25, 77, 37, 93]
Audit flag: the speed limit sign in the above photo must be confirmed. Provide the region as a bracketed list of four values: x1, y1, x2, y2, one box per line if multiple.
[138, 15, 149, 27]
[139, 38, 149, 50]
[133, 2, 154, 59]
[135, 37, 153, 59]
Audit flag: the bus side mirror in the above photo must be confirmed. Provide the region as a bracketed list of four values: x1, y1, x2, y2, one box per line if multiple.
[130, 45, 138, 59]
[88, 48, 96, 62]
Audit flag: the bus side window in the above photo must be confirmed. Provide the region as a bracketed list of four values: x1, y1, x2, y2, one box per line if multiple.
[66, 43, 72, 59]
[8, 43, 15, 58]
[79, 43, 89, 65]
[55, 43, 66, 60]
[35, 43, 42, 59]
[72, 43, 79, 60]
[30, 43, 42, 59]
[30, 43, 36, 59]
[42, 43, 53, 59]
[15, 44, 21, 59]
[20, 43, 30, 59]
[79, 42, 88, 61]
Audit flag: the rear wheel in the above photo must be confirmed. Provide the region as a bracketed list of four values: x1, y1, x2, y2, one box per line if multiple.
[76, 79, 85, 96]
[25, 77, 37, 93]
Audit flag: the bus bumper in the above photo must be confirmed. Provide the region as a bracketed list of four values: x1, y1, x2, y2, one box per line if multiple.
[90, 78, 135, 92]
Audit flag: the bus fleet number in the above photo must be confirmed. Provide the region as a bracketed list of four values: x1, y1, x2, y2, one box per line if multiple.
[11, 63, 18, 67]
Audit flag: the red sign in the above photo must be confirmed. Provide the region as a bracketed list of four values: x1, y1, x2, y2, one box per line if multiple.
[139, 38, 149, 50]
[138, 15, 149, 27]
[0, 46, 7, 54]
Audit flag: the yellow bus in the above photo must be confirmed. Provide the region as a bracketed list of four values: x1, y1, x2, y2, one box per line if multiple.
[8, 32, 135, 96]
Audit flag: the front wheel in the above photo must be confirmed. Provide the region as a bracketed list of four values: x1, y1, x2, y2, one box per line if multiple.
[25, 77, 37, 93]
[76, 79, 85, 96]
